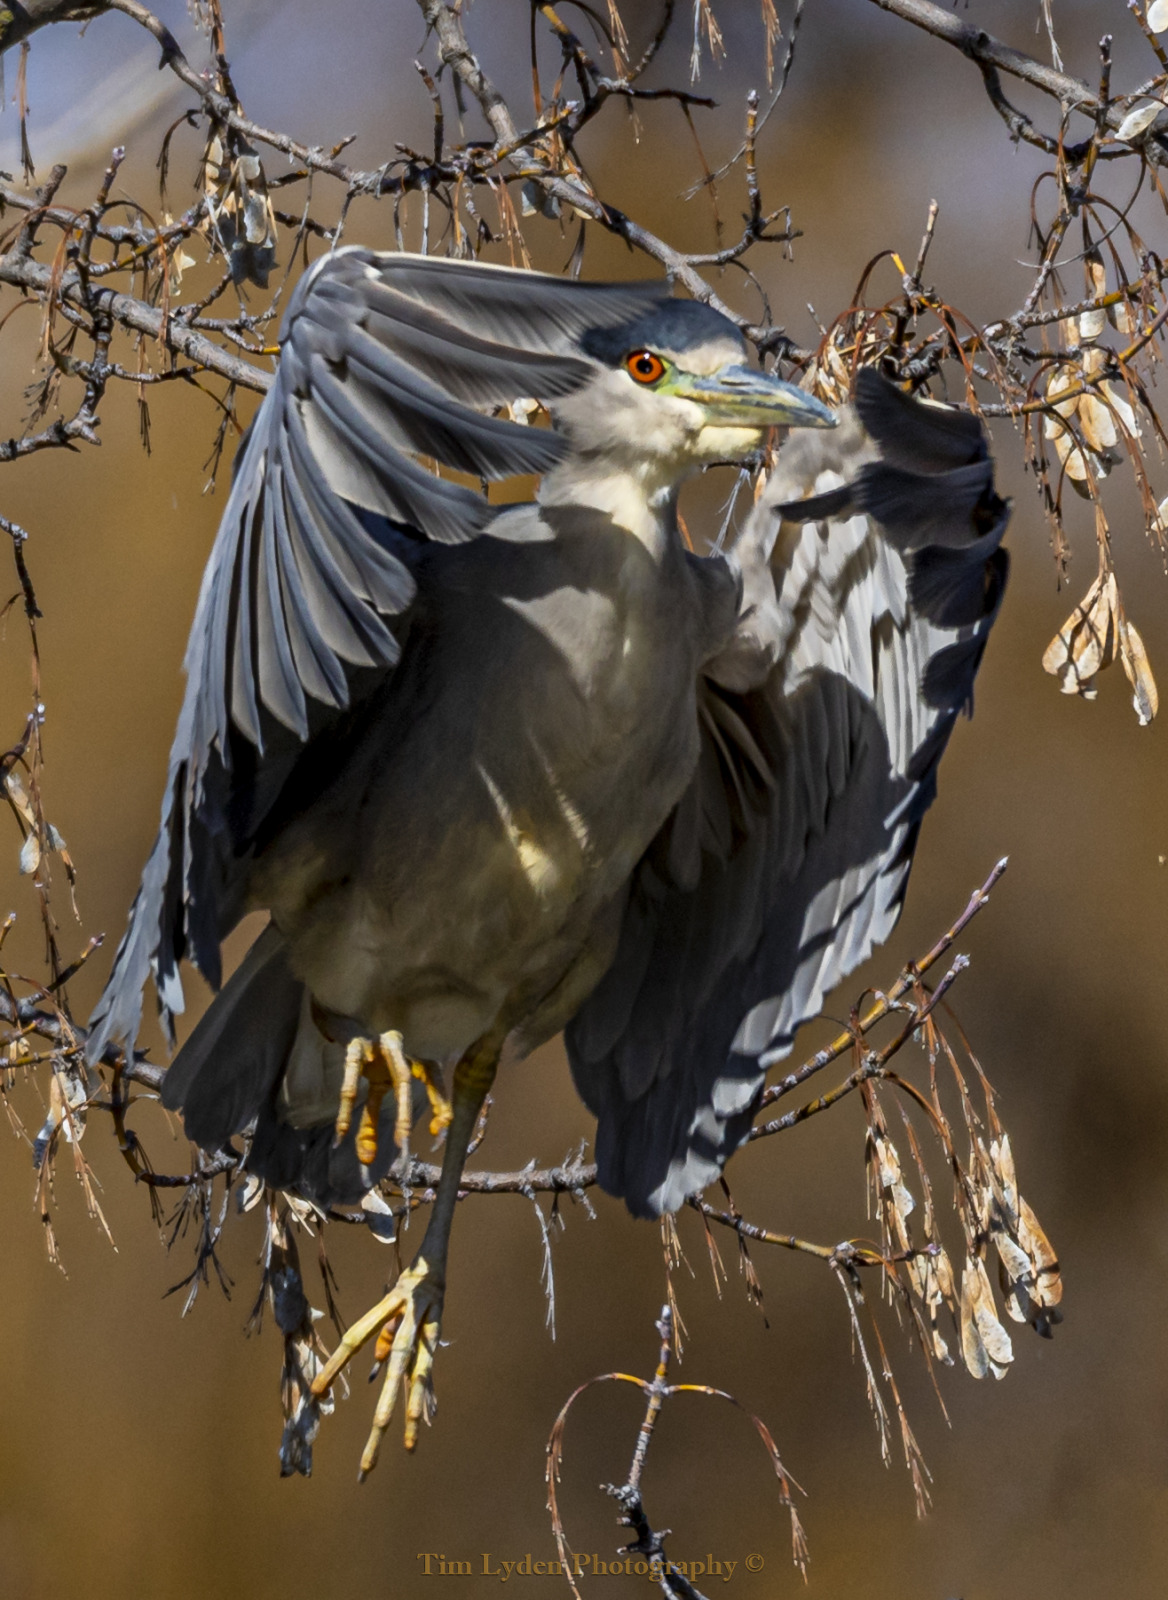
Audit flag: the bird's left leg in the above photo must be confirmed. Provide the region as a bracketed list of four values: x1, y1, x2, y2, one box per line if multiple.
[312, 1024, 502, 1476]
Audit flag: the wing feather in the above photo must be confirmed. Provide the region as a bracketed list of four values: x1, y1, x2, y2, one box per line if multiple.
[89, 248, 669, 1059]
[566, 371, 1010, 1216]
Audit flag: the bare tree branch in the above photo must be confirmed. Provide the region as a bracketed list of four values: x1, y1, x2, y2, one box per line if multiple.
[864, 0, 1142, 144]
[0, 257, 270, 392]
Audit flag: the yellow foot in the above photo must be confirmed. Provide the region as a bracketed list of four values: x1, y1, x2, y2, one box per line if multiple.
[411, 1058, 453, 1137]
[310, 1255, 443, 1476]
[335, 1030, 417, 1167]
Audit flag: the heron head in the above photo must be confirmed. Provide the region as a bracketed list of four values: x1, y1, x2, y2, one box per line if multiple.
[548, 297, 835, 488]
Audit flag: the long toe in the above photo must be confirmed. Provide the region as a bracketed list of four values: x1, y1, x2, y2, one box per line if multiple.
[312, 1254, 445, 1478]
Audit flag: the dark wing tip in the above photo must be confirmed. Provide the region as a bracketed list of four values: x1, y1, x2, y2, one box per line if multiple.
[853, 369, 987, 474]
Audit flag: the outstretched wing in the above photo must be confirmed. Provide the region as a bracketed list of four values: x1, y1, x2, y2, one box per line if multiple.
[89, 249, 665, 1059]
[566, 371, 1010, 1216]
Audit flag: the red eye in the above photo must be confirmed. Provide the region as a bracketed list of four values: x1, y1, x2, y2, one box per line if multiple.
[625, 349, 666, 385]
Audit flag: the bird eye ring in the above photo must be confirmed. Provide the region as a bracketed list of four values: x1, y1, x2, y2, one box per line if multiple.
[625, 349, 666, 385]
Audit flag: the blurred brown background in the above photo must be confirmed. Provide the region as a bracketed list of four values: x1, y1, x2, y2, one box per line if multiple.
[1, 3, 1167, 1596]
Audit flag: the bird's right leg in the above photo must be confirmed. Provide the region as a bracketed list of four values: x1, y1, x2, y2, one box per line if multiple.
[313, 1023, 503, 1476]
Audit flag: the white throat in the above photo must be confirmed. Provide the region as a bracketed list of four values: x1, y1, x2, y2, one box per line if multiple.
[538, 457, 680, 560]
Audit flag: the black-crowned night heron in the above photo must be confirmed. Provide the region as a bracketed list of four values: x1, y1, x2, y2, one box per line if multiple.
[88, 250, 1008, 1473]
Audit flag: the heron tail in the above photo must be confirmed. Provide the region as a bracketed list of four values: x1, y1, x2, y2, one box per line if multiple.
[160, 924, 402, 1204]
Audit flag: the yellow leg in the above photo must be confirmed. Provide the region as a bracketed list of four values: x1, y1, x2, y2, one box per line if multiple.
[312, 1026, 502, 1476]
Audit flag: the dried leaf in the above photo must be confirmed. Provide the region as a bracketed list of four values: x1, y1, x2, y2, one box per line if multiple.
[1148, 0, 1168, 31]
[1078, 309, 1106, 342]
[19, 833, 40, 876]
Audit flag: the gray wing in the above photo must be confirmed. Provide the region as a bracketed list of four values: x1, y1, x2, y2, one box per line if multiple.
[566, 371, 1010, 1216]
[89, 249, 665, 1059]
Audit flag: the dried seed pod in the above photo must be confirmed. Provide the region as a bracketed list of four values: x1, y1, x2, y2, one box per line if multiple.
[506, 397, 541, 425]
[4, 767, 36, 831]
[1043, 573, 1156, 724]
[811, 341, 852, 407]
[1085, 250, 1107, 300]
[1042, 569, 1119, 698]
[1044, 366, 1081, 420]
[266, 1208, 334, 1478]
[871, 1132, 915, 1253]
[995, 1230, 1033, 1289]
[1116, 101, 1163, 142]
[1042, 366, 1115, 491]
[201, 131, 278, 288]
[874, 1135, 915, 1219]
[1118, 617, 1159, 725]
[1000, 1197, 1063, 1337]
[907, 1246, 957, 1366]
[1079, 392, 1118, 452]
[960, 1256, 1013, 1380]
[990, 1135, 1019, 1220]
[1079, 258, 1108, 344]
[1081, 346, 1108, 382]
[1100, 379, 1139, 438]
[1016, 1198, 1063, 1315]
[1109, 298, 1137, 335]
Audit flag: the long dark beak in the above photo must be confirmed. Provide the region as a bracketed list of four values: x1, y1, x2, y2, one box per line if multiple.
[675, 364, 837, 429]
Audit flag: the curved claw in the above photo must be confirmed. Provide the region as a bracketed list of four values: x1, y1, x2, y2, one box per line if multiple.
[311, 1255, 444, 1476]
